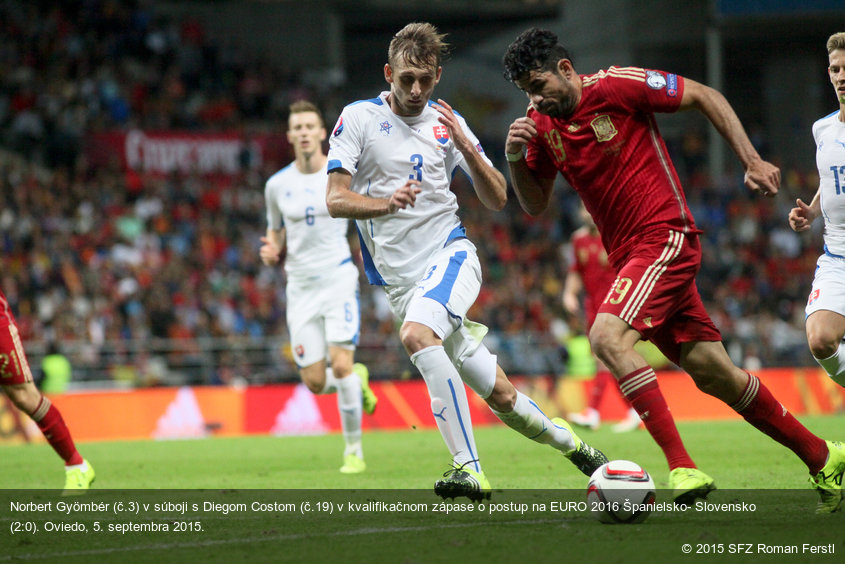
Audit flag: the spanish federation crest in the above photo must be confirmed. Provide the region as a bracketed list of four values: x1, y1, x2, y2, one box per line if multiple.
[433, 125, 450, 144]
[590, 115, 618, 142]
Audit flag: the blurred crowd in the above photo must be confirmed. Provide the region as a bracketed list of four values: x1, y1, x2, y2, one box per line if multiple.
[0, 1, 826, 386]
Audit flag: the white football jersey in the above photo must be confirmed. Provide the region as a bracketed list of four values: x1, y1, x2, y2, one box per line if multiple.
[264, 161, 352, 280]
[813, 110, 845, 256]
[327, 91, 493, 285]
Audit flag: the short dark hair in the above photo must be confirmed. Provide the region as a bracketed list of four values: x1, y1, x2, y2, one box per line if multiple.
[502, 28, 572, 82]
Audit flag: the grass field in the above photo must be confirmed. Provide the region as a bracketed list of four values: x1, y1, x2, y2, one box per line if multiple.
[1, 415, 844, 563]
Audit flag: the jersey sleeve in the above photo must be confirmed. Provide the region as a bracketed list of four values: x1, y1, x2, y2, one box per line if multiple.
[604, 67, 684, 114]
[264, 181, 283, 230]
[524, 109, 559, 179]
[327, 106, 363, 175]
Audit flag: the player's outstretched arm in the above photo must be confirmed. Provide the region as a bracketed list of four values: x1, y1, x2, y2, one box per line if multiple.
[505, 115, 555, 215]
[433, 99, 507, 211]
[789, 190, 821, 232]
[327, 169, 421, 219]
[680, 78, 780, 198]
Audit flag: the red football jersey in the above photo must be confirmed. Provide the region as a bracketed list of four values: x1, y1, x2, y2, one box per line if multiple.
[525, 67, 701, 267]
[0, 288, 13, 327]
[569, 228, 616, 304]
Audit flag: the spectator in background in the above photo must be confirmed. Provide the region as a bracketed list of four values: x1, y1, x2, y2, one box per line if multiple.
[40, 340, 72, 394]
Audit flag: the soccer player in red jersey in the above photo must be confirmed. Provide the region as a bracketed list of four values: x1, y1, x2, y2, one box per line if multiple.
[0, 291, 94, 492]
[564, 206, 641, 432]
[502, 27, 844, 512]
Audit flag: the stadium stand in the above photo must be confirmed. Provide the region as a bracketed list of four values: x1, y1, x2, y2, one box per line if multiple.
[0, 1, 826, 387]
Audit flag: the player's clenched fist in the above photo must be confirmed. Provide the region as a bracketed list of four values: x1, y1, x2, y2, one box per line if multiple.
[259, 236, 282, 265]
[388, 180, 422, 213]
[743, 159, 781, 198]
[788, 198, 818, 232]
[506, 116, 537, 155]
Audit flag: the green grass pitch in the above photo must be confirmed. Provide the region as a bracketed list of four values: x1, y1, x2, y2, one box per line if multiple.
[1, 415, 843, 563]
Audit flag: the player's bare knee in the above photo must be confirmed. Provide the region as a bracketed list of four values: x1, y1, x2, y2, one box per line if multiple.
[299, 366, 326, 393]
[330, 357, 353, 379]
[589, 331, 619, 366]
[807, 330, 838, 360]
[399, 322, 435, 355]
[303, 379, 324, 394]
[2, 383, 41, 414]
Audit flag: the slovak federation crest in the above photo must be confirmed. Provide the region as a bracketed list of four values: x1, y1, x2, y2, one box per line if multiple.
[590, 115, 618, 142]
[433, 125, 450, 144]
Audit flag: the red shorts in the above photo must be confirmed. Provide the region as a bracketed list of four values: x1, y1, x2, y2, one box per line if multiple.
[0, 317, 34, 386]
[598, 230, 721, 365]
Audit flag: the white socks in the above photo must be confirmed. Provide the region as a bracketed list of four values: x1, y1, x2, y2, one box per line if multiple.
[816, 342, 845, 387]
[336, 371, 363, 457]
[411, 345, 481, 472]
[492, 391, 577, 453]
[316, 366, 362, 458]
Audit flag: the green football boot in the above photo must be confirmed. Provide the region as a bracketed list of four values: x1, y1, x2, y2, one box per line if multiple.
[353, 363, 378, 415]
[63, 459, 95, 495]
[669, 467, 716, 506]
[551, 417, 609, 476]
[810, 440, 845, 514]
[434, 461, 491, 502]
[340, 453, 366, 474]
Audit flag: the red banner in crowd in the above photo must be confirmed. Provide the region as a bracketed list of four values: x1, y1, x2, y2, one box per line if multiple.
[85, 130, 290, 175]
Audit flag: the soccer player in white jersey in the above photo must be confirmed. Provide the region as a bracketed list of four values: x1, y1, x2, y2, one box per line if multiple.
[325, 22, 607, 501]
[790, 31, 845, 391]
[261, 100, 378, 474]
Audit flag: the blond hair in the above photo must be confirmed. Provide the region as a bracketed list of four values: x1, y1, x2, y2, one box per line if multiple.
[388, 22, 449, 68]
[827, 32, 845, 54]
[288, 100, 324, 127]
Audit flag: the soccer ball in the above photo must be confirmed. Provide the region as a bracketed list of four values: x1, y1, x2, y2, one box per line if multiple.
[586, 460, 656, 524]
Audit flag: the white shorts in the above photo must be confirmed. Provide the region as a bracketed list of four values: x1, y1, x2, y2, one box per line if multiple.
[286, 260, 360, 367]
[383, 238, 487, 366]
[805, 253, 845, 318]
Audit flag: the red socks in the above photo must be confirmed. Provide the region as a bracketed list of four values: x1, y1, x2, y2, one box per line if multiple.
[31, 396, 83, 466]
[619, 366, 695, 470]
[588, 371, 614, 409]
[732, 374, 828, 474]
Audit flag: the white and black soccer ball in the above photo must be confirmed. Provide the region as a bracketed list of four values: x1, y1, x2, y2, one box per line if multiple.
[586, 460, 656, 524]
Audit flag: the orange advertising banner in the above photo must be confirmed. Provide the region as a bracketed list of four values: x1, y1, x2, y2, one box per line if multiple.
[4, 368, 842, 444]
